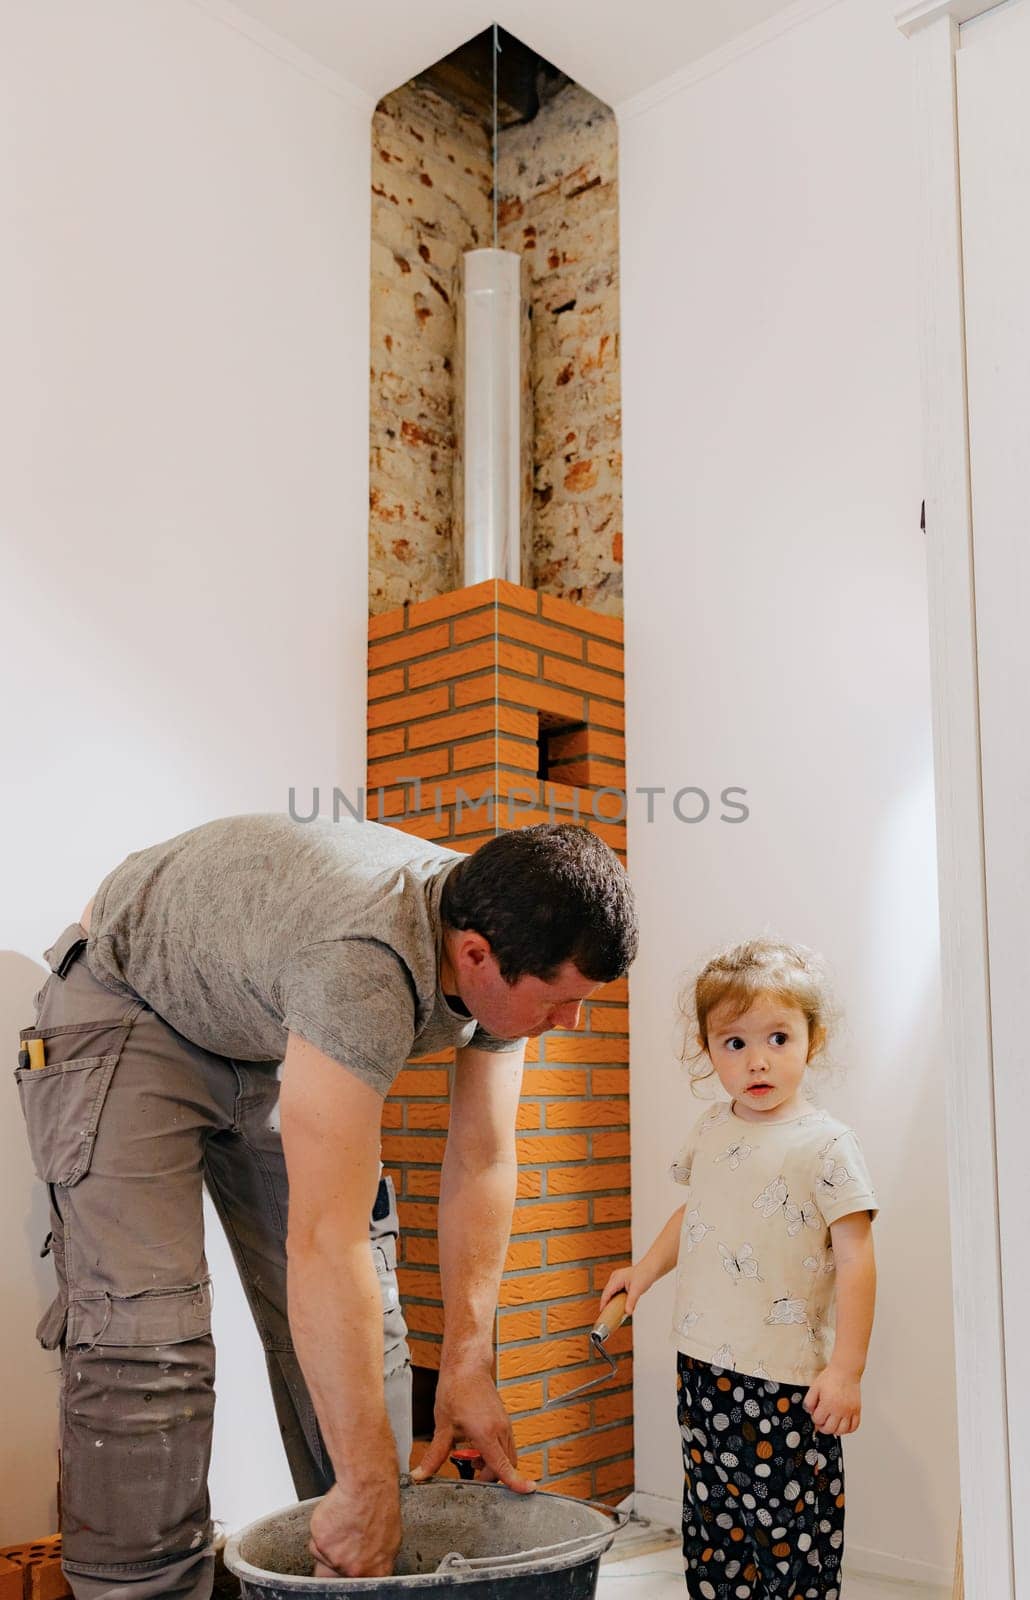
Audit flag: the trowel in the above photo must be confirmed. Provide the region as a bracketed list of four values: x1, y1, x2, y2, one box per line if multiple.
[543, 1291, 629, 1408]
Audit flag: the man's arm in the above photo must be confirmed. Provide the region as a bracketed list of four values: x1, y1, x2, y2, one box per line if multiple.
[411, 1041, 535, 1492]
[279, 1031, 401, 1577]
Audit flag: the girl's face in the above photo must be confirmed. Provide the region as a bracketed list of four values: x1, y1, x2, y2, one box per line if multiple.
[703, 994, 815, 1122]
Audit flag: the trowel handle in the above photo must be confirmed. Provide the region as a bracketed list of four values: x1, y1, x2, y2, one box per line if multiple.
[592, 1291, 629, 1344]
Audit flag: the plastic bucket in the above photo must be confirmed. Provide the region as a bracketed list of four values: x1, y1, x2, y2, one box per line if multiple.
[224, 1480, 625, 1600]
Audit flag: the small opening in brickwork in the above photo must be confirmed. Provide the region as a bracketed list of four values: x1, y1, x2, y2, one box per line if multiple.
[537, 713, 587, 783]
[411, 1364, 439, 1441]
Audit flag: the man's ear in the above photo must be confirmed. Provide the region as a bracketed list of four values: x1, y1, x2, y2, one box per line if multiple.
[457, 930, 492, 970]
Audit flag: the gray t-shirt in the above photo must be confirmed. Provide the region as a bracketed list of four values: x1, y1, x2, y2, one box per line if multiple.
[85, 813, 523, 1094]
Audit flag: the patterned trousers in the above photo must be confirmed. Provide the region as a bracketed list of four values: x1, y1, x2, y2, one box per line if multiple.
[677, 1354, 845, 1599]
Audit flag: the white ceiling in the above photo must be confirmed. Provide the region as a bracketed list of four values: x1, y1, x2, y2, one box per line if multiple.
[222, 0, 807, 109]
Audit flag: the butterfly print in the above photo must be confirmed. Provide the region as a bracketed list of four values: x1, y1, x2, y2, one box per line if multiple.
[816, 1158, 853, 1202]
[752, 1176, 789, 1220]
[783, 1197, 821, 1237]
[670, 1146, 693, 1185]
[765, 1295, 809, 1326]
[683, 1207, 713, 1253]
[718, 1241, 763, 1283]
[699, 1103, 732, 1136]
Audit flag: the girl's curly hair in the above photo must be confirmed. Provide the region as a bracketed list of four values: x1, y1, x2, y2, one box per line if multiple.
[680, 937, 838, 1092]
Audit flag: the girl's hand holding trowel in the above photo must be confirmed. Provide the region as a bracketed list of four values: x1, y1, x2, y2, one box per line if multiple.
[600, 1263, 656, 1316]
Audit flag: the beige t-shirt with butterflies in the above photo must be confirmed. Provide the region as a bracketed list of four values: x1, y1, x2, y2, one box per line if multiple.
[670, 1100, 877, 1384]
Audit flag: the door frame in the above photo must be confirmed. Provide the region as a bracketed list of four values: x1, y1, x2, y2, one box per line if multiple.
[893, 3, 1017, 1596]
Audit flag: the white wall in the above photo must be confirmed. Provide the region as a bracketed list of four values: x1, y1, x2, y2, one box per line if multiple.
[0, 0, 371, 1542]
[619, 0, 959, 1583]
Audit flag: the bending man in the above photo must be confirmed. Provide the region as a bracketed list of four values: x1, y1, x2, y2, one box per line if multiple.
[18, 813, 638, 1597]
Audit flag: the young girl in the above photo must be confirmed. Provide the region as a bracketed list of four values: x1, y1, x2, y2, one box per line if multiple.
[602, 940, 876, 1600]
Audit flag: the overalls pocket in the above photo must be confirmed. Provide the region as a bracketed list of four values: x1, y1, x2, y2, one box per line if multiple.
[35, 1216, 70, 1351]
[36, 1293, 70, 1351]
[15, 1018, 133, 1187]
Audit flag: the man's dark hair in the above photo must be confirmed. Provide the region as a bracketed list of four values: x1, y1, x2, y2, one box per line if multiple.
[440, 824, 638, 984]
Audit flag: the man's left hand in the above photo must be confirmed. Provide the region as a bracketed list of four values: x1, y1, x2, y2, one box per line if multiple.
[410, 1358, 536, 1492]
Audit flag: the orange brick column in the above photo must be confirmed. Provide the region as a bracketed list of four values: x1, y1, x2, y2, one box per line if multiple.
[367, 580, 633, 1503]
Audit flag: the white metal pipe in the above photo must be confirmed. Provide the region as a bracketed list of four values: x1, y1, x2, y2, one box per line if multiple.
[461, 248, 523, 586]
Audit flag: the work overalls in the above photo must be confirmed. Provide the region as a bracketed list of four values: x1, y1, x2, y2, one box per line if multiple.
[16, 923, 412, 1600]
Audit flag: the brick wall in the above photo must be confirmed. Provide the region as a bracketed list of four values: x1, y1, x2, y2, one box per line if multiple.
[367, 580, 633, 1502]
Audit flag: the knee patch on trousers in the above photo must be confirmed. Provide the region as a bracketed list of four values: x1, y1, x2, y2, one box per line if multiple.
[61, 1283, 216, 1575]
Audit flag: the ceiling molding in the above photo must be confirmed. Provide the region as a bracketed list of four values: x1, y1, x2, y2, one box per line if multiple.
[895, 0, 1009, 35]
[186, 0, 375, 111]
[614, 0, 845, 121]
[201, 1, 846, 115]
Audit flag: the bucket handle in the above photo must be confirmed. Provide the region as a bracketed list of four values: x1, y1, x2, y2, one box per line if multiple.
[433, 1499, 630, 1575]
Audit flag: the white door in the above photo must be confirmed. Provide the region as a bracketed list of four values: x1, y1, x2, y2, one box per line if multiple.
[956, 0, 1030, 1586]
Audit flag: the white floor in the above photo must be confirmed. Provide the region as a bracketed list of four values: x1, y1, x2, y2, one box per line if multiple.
[597, 1539, 943, 1599]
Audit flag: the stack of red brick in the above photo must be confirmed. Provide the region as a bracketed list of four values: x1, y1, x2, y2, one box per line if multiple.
[367, 578, 634, 1503]
[0, 1538, 70, 1600]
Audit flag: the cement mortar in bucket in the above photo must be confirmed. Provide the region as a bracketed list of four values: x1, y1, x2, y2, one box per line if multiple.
[224, 1479, 626, 1600]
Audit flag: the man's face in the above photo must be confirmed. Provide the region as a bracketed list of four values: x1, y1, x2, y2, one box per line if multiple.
[450, 934, 600, 1038]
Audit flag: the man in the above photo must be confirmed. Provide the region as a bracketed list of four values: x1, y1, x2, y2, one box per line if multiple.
[17, 813, 638, 1598]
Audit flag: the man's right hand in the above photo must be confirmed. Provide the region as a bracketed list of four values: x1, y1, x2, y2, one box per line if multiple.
[308, 1463, 402, 1578]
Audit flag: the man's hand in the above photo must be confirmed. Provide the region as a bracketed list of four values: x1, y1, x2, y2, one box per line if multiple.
[803, 1365, 862, 1435]
[280, 1035, 405, 1576]
[309, 1457, 401, 1578]
[411, 1358, 536, 1493]
[421, 1045, 534, 1493]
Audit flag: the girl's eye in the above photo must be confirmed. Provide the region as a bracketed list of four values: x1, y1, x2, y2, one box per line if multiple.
[770, 1032, 788, 1046]
[726, 1037, 745, 1052]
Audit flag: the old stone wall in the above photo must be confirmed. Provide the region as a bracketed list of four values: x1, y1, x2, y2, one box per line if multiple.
[369, 85, 490, 612]
[498, 85, 623, 614]
[369, 79, 622, 616]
